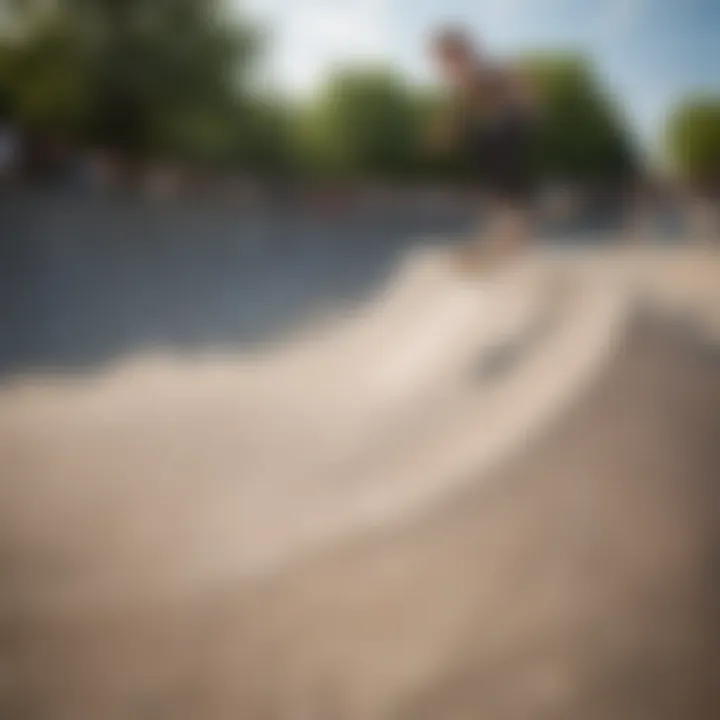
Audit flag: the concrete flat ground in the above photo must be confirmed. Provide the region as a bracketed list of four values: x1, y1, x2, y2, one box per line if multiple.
[2, 310, 719, 718]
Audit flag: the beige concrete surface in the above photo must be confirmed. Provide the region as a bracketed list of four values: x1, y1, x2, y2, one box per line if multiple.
[1, 245, 719, 719]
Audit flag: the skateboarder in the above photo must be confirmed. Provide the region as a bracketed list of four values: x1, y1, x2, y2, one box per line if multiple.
[429, 26, 540, 272]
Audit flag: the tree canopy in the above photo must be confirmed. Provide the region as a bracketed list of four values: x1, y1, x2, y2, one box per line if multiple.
[0, 0, 260, 160]
[296, 68, 422, 180]
[0, 9, 651, 185]
[666, 99, 720, 189]
[519, 53, 639, 185]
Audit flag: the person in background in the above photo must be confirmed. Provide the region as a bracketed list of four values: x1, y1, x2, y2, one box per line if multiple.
[429, 26, 540, 273]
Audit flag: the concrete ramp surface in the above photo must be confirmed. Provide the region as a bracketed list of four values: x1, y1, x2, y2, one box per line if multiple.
[1, 244, 719, 719]
[0, 247, 625, 601]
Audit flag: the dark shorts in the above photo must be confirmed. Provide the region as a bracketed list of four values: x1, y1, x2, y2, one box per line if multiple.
[466, 113, 537, 206]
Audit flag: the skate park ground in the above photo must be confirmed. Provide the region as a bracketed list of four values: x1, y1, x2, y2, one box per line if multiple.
[0, 191, 719, 719]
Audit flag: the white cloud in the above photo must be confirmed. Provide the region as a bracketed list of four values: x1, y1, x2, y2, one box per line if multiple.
[245, 0, 394, 94]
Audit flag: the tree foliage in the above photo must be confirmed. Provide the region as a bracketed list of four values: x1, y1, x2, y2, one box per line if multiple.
[666, 99, 720, 188]
[296, 55, 640, 185]
[297, 68, 422, 180]
[0, 0, 260, 159]
[0, 9, 644, 185]
[519, 53, 638, 184]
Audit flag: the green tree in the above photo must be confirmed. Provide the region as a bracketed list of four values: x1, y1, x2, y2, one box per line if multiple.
[0, 18, 90, 131]
[296, 55, 640, 186]
[0, 0, 260, 161]
[520, 53, 638, 185]
[225, 95, 295, 174]
[666, 99, 720, 190]
[297, 68, 421, 180]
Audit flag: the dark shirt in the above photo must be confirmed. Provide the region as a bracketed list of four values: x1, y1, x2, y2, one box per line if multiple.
[456, 64, 535, 132]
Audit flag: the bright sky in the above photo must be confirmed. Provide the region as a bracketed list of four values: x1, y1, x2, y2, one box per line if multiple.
[243, 0, 720, 147]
